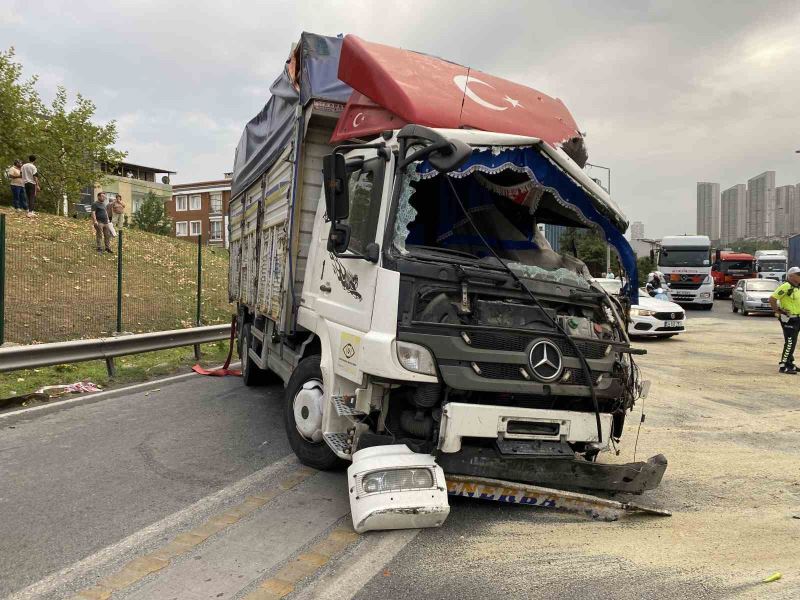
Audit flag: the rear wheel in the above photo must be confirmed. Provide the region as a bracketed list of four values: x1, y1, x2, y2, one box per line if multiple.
[284, 355, 346, 470]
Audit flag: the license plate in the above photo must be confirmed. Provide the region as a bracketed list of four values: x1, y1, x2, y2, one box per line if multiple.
[664, 320, 683, 328]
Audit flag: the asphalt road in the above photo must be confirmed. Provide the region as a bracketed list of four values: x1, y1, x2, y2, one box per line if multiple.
[1, 299, 798, 600]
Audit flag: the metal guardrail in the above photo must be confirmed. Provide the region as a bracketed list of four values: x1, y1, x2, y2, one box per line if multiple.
[0, 324, 230, 373]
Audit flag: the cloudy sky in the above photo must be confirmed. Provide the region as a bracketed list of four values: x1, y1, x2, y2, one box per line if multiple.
[2, 0, 799, 237]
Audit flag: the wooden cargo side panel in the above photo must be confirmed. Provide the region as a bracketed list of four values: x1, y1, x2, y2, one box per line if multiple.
[292, 120, 336, 298]
[256, 147, 293, 321]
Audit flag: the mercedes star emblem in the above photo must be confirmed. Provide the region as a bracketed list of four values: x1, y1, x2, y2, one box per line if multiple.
[528, 339, 564, 382]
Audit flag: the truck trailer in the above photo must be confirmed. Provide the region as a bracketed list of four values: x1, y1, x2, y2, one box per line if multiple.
[228, 33, 666, 529]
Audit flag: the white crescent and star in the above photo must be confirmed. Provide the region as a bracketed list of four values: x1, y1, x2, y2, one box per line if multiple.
[352, 112, 366, 127]
[453, 75, 523, 112]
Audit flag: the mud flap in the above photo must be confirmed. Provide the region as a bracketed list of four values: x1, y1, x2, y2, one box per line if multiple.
[437, 445, 667, 494]
[446, 475, 671, 521]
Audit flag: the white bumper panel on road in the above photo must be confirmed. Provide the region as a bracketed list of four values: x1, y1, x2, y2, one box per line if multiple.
[438, 402, 613, 453]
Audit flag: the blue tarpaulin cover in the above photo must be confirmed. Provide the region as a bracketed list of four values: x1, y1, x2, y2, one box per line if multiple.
[231, 33, 351, 199]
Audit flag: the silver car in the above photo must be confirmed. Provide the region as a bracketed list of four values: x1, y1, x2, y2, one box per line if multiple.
[731, 278, 779, 315]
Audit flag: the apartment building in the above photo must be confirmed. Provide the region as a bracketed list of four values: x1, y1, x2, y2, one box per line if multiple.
[167, 176, 231, 247]
[746, 171, 776, 239]
[720, 184, 747, 244]
[696, 182, 720, 240]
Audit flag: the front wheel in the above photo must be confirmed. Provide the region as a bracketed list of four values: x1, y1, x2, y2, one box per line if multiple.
[741, 308, 749, 316]
[732, 302, 738, 313]
[284, 355, 346, 470]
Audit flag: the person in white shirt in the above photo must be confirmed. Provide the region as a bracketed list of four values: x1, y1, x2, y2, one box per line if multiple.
[21, 155, 39, 217]
[7, 159, 27, 211]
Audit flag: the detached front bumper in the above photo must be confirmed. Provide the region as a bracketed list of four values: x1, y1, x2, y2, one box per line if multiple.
[438, 445, 668, 494]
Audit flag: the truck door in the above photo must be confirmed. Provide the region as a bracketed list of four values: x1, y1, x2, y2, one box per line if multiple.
[310, 151, 387, 334]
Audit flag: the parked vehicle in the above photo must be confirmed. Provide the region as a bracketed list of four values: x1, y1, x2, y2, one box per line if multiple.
[228, 33, 666, 530]
[596, 280, 685, 338]
[790, 234, 800, 270]
[657, 235, 713, 309]
[755, 250, 788, 282]
[711, 250, 756, 298]
[731, 278, 779, 315]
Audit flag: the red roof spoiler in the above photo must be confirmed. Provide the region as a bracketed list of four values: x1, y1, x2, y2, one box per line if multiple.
[331, 35, 582, 147]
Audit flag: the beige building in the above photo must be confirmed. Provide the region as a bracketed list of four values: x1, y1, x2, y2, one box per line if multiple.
[94, 161, 175, 224]
[696, 182, 720, 240]
[746, 171, 776, 239]
[720, 184, 747, 245]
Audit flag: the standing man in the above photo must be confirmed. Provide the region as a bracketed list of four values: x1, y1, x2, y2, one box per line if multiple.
[769, 266, 800, 374]
[7, 160, 27, 211]
[21, 155, 39, 217]
[92, 192, 113, 254]
[110, 194, 126, 230]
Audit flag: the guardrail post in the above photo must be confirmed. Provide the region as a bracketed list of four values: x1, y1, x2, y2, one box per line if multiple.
[116, 229, 123, 334]
[0, 213, 5, 346]
[194, 234, 202, 360]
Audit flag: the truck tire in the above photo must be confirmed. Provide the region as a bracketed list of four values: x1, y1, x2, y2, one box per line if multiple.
[732, 302, 738, 313]
[284, 355, 346, 471]
[241, 323, 267, 386]
[741, 308, 749, 317]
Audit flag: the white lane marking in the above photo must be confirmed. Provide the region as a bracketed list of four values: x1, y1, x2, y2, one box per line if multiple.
[291, 528, 421, 600]
[0, 362, 241, 420]
[7, 453, 299, 600]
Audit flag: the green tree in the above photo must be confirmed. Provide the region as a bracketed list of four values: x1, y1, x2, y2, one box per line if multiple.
[0, 48, 44, 200]
[132, 192, 172, 235]
[559, 227, 620, 276]
[0, 47, 125, 212]
[637, 256, 655, 286]
[36, 87, 126, 214]
[726, 239, 785, 254]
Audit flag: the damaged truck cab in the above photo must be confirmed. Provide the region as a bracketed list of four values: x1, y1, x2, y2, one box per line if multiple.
[228, 33, 666, 531]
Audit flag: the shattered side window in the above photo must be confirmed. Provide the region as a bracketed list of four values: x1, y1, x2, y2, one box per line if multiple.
[392, 167, 420, 254]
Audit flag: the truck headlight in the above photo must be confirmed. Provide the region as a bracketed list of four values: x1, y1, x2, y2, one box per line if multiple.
[630, 308, 655, 317]
[396, 341, 437, 376]
[700, 292, 711, 298]
[362, 468, 435, 494]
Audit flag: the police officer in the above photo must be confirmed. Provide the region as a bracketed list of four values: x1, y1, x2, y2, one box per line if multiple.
[769, 266, 800, 374]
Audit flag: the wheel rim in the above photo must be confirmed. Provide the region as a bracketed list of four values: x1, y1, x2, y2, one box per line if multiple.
[293, 378, 324, 443]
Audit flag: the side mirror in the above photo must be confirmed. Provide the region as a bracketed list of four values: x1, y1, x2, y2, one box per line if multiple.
[428, 138, 473, 174]
[327, 223, 351, 254]
[323, 153, 349, 222]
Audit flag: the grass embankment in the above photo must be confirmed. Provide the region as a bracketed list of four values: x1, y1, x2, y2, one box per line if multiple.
[0, 206, 232, 345]
[0, 341, 233, 407]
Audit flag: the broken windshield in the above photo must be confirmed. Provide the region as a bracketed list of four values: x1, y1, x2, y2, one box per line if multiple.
[392, 164, 593, 290]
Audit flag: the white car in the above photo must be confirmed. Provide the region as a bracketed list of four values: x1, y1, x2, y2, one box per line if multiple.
[595, 279, 686, 338]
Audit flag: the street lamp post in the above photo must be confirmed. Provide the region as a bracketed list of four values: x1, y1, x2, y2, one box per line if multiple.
[586, 162, 612, 275]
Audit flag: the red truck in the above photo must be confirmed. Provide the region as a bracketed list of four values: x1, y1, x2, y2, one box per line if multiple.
[711, 250, 756, 298]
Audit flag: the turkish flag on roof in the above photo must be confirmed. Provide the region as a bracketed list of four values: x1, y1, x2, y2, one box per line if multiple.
[331, 35, 582, 146]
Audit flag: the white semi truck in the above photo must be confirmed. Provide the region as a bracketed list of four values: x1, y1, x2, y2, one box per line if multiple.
[755, 250, 788, 282]
[228, 33, 665, 528]
[657, 235, 714, 309]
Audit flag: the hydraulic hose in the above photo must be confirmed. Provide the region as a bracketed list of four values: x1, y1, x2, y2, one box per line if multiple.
[444, 176, 604, 444]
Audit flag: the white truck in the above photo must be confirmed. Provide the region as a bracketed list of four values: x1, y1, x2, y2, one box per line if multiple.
[755, 250, 788, 282]
[657, 235, 714, 309]
[228, 33, 666, 528]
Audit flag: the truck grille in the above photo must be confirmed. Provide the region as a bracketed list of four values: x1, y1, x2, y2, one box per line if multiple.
[474, 362, 601, 386]
[467, 331, 609, 360]
[668, 282, 702, 290]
